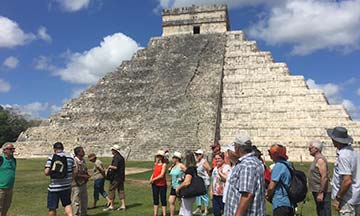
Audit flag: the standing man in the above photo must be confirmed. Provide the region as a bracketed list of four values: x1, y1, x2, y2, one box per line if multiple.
[327, 126, 360, 215]
[0, 143, 16, 216]
[266, 144, 294, 216]
[308, 140, 331, 216]
[103, 145, 126, 211]
[44, 142, 75, 216]
[224, 135, 265, 216]
[72, 146, 90, 216]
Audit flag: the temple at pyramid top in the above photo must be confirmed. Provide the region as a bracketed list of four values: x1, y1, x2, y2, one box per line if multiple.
[162, 4, 230, 36]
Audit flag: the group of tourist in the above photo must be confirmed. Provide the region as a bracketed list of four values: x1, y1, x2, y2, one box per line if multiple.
[0, 126, 359, 216]
[145, 126, 360, 216]
[43, 143, 126, 216]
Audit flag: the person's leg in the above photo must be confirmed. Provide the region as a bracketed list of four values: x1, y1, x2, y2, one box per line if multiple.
[104, 180, 117, 210]
[160, 186, 167, 216]
[71, 186, 80, 215]
[183, 197, 196, 216]
[79, 184, 88, 216]
[118, 181, 126, 209]
[98, 178, 111, 206]
[202, 191, 209, 215]
[60, 189, 73, 216]
[152, 184, 160, 215]
[273, 206, 294, 216]
[0, 188, 12, 216]
[212, 195, 221, 216]
[194, 196, 202, 214]
[322, 192, 332, 216]
[47, 191, 60, 216]
[93, 179, 100, 208]
[169, 188, 177, 216]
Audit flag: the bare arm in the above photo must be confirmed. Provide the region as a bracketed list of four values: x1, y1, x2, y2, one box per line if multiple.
[333, 175, 352, 211]
[176, 174, 192, 192]
[218, 167, 230, 182]
[203, 160, 211, 176]
[44, 167, 50, 176]
[266, 180, 277, 202]
[316, 158, 328, 201]
[235, 192, 254, 216]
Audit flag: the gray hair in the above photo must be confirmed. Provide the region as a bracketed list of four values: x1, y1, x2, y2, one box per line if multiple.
[2, 143, 13, 150]
[310, 140, 323, 152]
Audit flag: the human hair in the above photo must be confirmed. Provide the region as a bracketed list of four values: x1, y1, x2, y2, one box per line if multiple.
[155, 155, 167, 163]
[74, 146, 83, 156]
[235, 143, 253, 154]
[311, 140, 323, 152]
[214, 152, 225, 160]
[53, 142, 64, 150]
[183, 150, 197, 168]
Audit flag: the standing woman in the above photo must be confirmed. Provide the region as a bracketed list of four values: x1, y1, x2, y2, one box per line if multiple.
[193, 149, 211, 216]
[176, 150, 198, 216]
[210, 152, 231, 216]
[149, 150, 168, 216]
[168, 152, 186, 216]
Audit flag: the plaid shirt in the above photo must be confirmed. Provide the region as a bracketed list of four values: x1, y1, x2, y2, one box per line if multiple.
[224, 153, 265, 216]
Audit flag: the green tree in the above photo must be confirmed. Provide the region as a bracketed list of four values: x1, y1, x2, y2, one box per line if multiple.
[0, 106, 32, 147]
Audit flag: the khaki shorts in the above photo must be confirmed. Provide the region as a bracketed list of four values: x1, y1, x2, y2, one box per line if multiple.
[0, 188, 13, 216]
[108, 180, 125, 200]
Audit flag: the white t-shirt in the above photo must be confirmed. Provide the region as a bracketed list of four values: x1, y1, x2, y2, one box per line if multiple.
[222, 168, 233, 203]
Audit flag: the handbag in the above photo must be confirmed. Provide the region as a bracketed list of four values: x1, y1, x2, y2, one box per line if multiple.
[179, 174, 207, 198]
[105, 169, 115, 181]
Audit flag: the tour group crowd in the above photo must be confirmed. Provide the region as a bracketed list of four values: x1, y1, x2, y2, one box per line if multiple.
[0, 126, 359, 216]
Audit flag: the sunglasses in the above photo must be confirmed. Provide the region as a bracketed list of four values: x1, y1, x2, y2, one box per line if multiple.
[5, 148, 15, 151]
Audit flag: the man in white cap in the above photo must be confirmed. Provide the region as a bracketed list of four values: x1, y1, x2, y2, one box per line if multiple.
[327, 126, 360, 215]
[308, 140, 331, 216]
[103, 145, 126, 211]
[223, 135, 265, 216]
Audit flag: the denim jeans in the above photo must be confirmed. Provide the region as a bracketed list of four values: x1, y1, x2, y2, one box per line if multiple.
[94, 178, 108, 201]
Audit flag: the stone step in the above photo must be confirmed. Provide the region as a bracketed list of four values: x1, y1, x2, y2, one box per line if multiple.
[225, 52, 274, 64]
[225, 41, 259, 53]
[224, 62, 288, 70]
[223, 75, 306, 86]
[226, 31, 247, 41]
[222, 88, 324, 98]
[221, 104, 344, 112]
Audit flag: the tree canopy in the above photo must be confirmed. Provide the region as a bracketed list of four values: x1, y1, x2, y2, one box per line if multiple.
[0, 106, 39, 147]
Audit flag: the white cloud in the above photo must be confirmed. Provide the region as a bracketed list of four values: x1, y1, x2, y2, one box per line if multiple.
[0, 79, 11, 92]
[37, 26, 52, 43]
[53, 0, 91, 12]
[33, 55, 57, 71]
[307, 79, 360, 120]
[54, 32, 141, 84]
[4, 102, 60, 118]
[0, 16, 35, 48]
[248, 0, 360, 55]
[3, 56, 19, 69]
[306, 79, 341, 103]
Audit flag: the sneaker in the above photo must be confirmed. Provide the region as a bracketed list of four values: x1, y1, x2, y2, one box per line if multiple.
[202, 211, 208, 216]
[117, 207, 126, 211]
[193, 209, 202, 215]
[103, 206, 114, 211]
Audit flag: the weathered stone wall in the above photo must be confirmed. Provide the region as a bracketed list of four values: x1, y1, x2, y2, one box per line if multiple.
[16, 34, 227, 160]
[220, 31, 360, 162]
[162, 4, 229, 36]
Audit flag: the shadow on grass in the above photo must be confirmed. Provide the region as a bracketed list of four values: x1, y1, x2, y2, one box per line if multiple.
[125, 202, 143, 209]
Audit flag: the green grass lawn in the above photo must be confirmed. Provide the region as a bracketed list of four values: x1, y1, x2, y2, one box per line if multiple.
[8, 158, 338, 216]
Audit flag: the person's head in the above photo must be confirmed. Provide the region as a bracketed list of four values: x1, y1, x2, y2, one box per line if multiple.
[53, 142, 64, 153]
[222, 143, 238, 165]
[211, 141, 221, 154]
[214, 152, 225, 167]
[2, 143, 15, 158]
[268, 144, 288, 162]
[233, 135, 253, 157]
[88, 153, 97, 162]
[308, 140, 323, 156]
[171, 151, 182, 163]
[155, 150, 166, 163]
[74, 146, 85, 158]
[327, 126, 353, 149]
[194, 149, 204, 162]
[110, 145, 121, 156]
[183, 150, 197, 168]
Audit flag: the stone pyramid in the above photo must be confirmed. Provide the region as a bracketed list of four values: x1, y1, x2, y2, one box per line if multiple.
[16, 4, 360, 161]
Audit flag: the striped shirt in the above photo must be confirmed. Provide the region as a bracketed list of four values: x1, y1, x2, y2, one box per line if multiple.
[224, 153, 265, 216]
[45, 152, 75, 192]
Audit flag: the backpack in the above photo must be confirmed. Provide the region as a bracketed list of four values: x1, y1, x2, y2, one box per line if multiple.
[279, 161, 308, 205]
[50, 154, 68, 179]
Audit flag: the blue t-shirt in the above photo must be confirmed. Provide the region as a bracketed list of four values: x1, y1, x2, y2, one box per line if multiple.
[271, 160, 293, 210]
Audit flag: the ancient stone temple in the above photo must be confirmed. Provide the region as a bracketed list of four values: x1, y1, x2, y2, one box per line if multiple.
[16, 4, 360, 161]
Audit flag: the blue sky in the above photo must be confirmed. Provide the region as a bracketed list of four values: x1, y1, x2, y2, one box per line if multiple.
[0, 0, 360, 119]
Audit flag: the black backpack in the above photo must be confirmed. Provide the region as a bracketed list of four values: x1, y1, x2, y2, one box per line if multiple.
[50, 154, 68, 179]
[279, 161, 308, 205]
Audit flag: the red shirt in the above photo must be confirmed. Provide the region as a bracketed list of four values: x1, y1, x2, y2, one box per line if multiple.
[152, 163, 167, 187]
